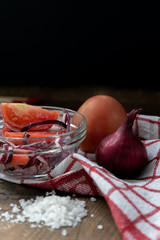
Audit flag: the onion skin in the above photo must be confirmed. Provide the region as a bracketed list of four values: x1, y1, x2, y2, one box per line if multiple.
[95, 109, 148, 179]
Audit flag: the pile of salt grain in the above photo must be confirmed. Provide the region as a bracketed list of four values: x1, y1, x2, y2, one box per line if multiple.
[0, 190, 87, 231]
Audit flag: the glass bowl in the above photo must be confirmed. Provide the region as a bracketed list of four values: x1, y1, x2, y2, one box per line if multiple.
[0, 106, 86, 180]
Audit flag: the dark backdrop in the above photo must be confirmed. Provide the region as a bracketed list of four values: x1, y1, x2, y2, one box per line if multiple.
[0, 1, 159, 88]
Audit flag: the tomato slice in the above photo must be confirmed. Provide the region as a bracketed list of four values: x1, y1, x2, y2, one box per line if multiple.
[2, 125, 61, 145]
[1, 103, 59, 131]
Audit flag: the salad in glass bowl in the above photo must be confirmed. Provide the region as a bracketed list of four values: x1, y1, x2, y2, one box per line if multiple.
[0, 103, 86, 180]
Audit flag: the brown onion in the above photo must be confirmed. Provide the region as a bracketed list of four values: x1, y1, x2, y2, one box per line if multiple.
[95, 109, 148, 178]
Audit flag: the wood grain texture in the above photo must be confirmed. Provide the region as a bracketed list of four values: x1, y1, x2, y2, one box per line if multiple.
[0, 181, 122, 240]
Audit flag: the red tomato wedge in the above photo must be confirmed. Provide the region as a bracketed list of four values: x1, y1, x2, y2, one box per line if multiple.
[1, 103, 59, 131]
[2, 125, 61, 145]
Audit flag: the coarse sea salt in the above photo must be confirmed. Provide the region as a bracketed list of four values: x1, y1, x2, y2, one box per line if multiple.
[0, 190, 87, 231]
[61, 229, 68, 236]
[97, 224, 103, 230]
[90, 197, 96, 202]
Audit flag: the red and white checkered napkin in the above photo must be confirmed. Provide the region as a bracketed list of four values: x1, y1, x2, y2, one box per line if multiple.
[1, 113, 160, 240]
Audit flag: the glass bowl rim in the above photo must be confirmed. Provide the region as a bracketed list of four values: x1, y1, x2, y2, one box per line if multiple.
[0, 106, 86, 141]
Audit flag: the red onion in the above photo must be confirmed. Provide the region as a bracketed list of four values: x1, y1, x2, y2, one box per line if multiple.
[21, 120, 67, 132]
[95, 109, 148, 178]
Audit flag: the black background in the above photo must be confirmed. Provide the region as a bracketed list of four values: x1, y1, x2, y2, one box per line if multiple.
[0, 1, 159, 89]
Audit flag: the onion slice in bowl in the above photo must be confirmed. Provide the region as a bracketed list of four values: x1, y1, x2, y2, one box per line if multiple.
[21, 119, 67, 132]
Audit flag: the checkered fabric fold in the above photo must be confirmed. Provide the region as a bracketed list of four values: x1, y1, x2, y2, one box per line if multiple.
[1, 113, 160, 240]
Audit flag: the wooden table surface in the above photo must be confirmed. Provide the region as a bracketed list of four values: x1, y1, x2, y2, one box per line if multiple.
[0, 181, 121, 240]
[0, 85, 160, 240]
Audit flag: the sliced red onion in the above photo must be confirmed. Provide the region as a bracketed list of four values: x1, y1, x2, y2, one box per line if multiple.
[0, 110, 72, 171]
[0, 143, 13, 164]
[0, 153, 9, 164]
[62, 109, 71, 132]
[15, 140, 49, 150]
[0, 135, 63, 170]
[21, 119, 67, 132]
